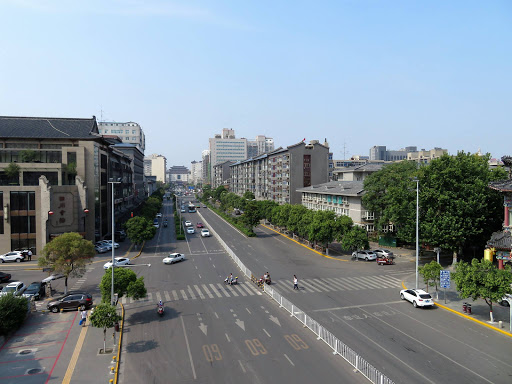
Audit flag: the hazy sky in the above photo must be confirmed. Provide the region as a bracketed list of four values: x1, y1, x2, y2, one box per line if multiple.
[1, 1, 510, 166]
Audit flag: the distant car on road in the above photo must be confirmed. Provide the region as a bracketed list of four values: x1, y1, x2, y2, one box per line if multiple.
[499, 293, 512, 307]
[400, 289, 434, 308]
[100, 240, 119, 249]
[103, 257, 131, 270]
[0, 281, 26, 296]
[47, 292, 93, 313]
[200, 229, 210, 237]
[156, 213, 163, 218]
[96, 241, 112, 251]
[184, 221, 192, 227]
[95, 244, 110, 254]
[23, 281, 46, 300]
[196, 222, 204, 228]
[153, 219, 160, 228]
[0, 251, 25, 263]
[0, 271, 11, 283]
[351, 250, 377, 261]
[186, 227, 195, 234]
[163, 253, 185, 264]
[180, 208, 186, 213]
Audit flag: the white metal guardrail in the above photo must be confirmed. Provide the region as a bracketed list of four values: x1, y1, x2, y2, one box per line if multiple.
[198, 211, 395, 384]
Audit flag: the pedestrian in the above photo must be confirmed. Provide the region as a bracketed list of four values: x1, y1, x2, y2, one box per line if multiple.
[80, 309, 88, 327]
[293, 275, 298, 290]
[27, 249, 32, 261]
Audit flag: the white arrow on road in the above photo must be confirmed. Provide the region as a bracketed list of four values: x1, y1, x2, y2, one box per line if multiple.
[199, 323, 208, 335]
[269, 315, 281, 327]
[235, 319, 245, 331]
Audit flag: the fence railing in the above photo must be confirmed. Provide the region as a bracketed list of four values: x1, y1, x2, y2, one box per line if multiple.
[198, 211, 395, 384]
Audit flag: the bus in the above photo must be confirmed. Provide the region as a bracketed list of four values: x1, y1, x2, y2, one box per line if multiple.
[188, 204, 196, 213]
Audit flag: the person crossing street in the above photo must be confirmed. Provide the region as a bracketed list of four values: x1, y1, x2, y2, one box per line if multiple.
[293, 275, 298, 290]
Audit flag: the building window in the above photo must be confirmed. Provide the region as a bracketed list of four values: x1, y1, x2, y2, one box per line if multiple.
[10, 191, 36, 211]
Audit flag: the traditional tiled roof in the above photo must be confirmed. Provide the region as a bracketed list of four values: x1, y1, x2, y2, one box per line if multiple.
[0, 116, 99, 139]
[297, 180, 365, 196]
[489, 180, 512, 192]
[487, 231, 512, 250]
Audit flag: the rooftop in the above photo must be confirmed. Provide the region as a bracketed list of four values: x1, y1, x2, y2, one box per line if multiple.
[0, 116, 99, 139]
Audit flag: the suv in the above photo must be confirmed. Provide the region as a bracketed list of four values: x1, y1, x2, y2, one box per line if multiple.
[0, 251, 25, 263]
[0, 281, 26, 296]
[22, 281, 46, 300]
[47, 292, 93, 313]
[201, 229, 210, 237]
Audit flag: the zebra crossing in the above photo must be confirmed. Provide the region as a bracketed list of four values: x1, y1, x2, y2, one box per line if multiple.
[271, 274, 402, 293]
[120, 274, 402, 305]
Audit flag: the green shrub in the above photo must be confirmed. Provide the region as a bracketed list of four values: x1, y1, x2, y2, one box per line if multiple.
[0, 294, 28, 336]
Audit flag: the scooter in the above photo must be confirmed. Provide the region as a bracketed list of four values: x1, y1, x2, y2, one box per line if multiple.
[157, 304, 164, 317]
[224, 277, 238, 285]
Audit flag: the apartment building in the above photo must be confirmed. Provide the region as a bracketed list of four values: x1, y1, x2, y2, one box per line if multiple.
[247, 135, 275, 158]
[208, 129, 247, 184]
[230, 140, 329, 205]
[407, 148, 447, 163]
[190, 161, 203, 186]
[144, 154, 167, 183]
[0, 116, 136, 254]
[333, 163, 385, 182]
[212, 161, 234, 189]
[98, 121, 145, 152]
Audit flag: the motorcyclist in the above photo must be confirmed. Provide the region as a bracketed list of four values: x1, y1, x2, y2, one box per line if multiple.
[158, 300, 163, 308]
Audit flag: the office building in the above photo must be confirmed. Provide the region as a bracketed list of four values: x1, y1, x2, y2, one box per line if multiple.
[144, 154, 167, 183]
[98, 121, 145, 152]
[247, 135, 275, 159]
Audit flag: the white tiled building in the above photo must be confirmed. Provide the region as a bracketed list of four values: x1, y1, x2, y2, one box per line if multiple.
[144, 154, 167, 183]
[98, 121, 145, 152]
[190, 161, 203, 185]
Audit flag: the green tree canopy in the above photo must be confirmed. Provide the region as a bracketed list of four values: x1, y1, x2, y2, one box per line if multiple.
[243, 191, 256, 200]
[418, 261, 442, 293]
[274, 204, 292, 228]
[213, 185, 227, 200]
[125, 216, 156, 245]
[453, 259, 512, 321]
[297, 209, 314, 240]
[341, 226, 369, 252]
[100, 267, 147, 304]
[257, 200, 278, 222]
[89, 303, 122, 352]
[4, 162, 20, 183]
[240, 200, 261, 229]
[420, 152, 507, 261]
[287, 205, 309, 234]
[308, 210, 336, 246]
[0, 294, 28, 336]
[334, 215, 354, 242]
[38, 232, 95, 294]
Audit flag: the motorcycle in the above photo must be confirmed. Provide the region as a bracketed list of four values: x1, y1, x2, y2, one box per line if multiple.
[224, 276, 238, 285]
[157, 304, 164, 316]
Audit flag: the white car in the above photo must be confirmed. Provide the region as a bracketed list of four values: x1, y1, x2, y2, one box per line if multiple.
[180, 208, 186, 213]
[201, 229, 210, 237]
[499, 293, 512, 307]
[400, 289, 434, 308]
[96, 241, 112, 251]
[163, 253, 185, 264]
[0, 281, 26, 296]
[373, 249, 394, 257]
[351, 250, 377, 261]
[156, 213, 163, 218]
[184, 221, 192, 227]
[101, 240, 119, 249]
[42, 274, 65, 283]
[186, 227, 195, 234]
[0, 251, 25, 263]
[103, 257, 131, 270]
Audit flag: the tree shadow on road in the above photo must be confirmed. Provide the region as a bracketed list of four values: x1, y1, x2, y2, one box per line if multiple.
[125, 305, 181, 326]
[125, 339, 159, 353]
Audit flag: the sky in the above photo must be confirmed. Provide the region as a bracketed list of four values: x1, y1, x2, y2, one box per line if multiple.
[0, 0, 510, 166]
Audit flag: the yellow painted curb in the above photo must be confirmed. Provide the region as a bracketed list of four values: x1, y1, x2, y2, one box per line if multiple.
[131, 242, 145, 260]
[260, 224, 347, 261]
[401, 281, 512, 338]
[114, 302, 124, 384]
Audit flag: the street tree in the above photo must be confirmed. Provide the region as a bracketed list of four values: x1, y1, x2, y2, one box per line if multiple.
[362, 161, 418, 243]
[213, 185, 227, 200]
[308, 210, 336, 247]
[418, 261, 442, 293]
[341, 226, 369, 253]
[297, 209, 314, 240]
[99, 267, 147, 304]
[0, 294, 28, 336]
[243, 191, 255, 200]
[274, 204, 292, 228]
[141, 196, 162, 219]
[453, 259, 512, 322]
[334, 215, 354, 242]
[125, 217, 156, 246]
[257, 200, 278, 222]
[240, 200, 261, 229]
[287, 205, 309, 235]
[89, 303, 122, 353]
[420, 152, 507, 264]
[38, 232, 95, 294]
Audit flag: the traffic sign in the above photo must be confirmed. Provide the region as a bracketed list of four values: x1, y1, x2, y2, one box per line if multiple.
[440, 270, 450, 289]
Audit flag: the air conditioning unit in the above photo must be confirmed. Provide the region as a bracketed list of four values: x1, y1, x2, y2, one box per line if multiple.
[305, 144, 314, 149]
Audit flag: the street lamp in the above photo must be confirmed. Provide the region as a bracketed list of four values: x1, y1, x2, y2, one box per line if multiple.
[413, 178, 419, 290]
[109, 178, 121, 306]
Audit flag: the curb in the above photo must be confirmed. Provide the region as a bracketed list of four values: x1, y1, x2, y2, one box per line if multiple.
[260, 224, 348, 262]
[114, 302, 124, 384]
[130, 242, 145, 260]
[401, 280, 512, 338]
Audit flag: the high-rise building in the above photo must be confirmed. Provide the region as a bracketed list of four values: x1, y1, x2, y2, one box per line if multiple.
[190, 161, 203, 185]
[144, 154, 167, 183]
[98, 121, 145, 152]
[247, 135, 275, 158]
[370, 145, 446, 163]
[202, 150, 210, 185]
[208, 128, 247, 172]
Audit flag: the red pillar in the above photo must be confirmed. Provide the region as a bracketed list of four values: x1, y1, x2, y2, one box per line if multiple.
[505, 205, 509, 227]
[498, 259, 504, 270]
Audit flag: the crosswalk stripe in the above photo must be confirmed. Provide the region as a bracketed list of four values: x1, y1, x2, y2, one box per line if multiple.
[180, 289, 188, 300]
[164, 291, 171, 301]
[194, 285, 205, 299]
[146, 292, 153, 302]
[296, 279, 322, 292]
[156, 292, 162, 302]
[202, 284, 215, 299]
[384, 275, 403, 284]
[210, 284, 223, 298]
[323, 278, 351, 291]
[227, 285, 239, 296]
[239, 283, 256, 296]
[172, 290, 179, 301]
[232, 284, 247, 296]
[351, 275, 382, 289]
[216, 283, 231, 297]
[371, 275, 399, 288]
[315, 278, 339, 292]
[187, 286, 196, 300]
[358, 275, 395, 289]
[303, 279, 329, 292]
[245, 282, 263, 295]
[341, 277, 368, 290]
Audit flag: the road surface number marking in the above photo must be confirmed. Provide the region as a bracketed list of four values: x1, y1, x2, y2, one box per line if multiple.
[202, 344, 222, 362]
[284, 334, 309, 350]
[245, 339, 267, 356]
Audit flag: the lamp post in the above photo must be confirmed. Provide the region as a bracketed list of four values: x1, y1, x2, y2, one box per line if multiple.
[109, 178, 121, 306]
[413, 178, 419, 290]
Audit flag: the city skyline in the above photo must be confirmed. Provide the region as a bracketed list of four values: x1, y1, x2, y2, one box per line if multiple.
[0, 0, 509, 166]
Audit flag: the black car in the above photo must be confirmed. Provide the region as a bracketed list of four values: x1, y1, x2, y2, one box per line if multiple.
[23, 281, 46, 300]
[0, 272, 11, 283]
[47, 292, 93, 313]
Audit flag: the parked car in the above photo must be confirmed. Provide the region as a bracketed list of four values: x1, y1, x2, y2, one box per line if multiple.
[156, 213, 163, 218]
[103, 257, 131, 270]
[203, 205, 207, 208]
[351, 250, 377, 261]
[0, 271, 11, 283]
[186, 227, 195, 234]
[200, 229, 210, 237]
[153, 219, 160, 229]
[47, 292, 93, 313]
[96, 241, 112, 251]
[499, 293, 512, 307]
[400, 289, 435, 308]
[0, 281, 26, 296]
[41, 274, 65, 283]
[184, 221, 192, 227]
[0, 251, 25, 263]
[373, 249, 394, 257]
[163, 253, 185, 264]
[180, 208, 186, 213]
[196, 222, 204, 228]
[95, 244, 110, 254]
[101, 240, 119, 249]
[22, 281, 46, 300]
[115, 230, 127, 242]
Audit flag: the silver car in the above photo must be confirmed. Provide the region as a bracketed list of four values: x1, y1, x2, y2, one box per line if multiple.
[351, 250, 377, 261]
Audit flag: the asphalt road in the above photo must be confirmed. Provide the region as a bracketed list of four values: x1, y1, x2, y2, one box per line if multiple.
[118, 198, 366, 384]
[198, 205, 512, 384]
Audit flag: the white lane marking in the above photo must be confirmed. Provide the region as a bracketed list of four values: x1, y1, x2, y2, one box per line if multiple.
[195, 266, 198, 269]
[164, 291, 171, 301]
[187, 286, 196, 299]
[303, 279, 329, 292]
[284, 354, 295, 366]
[155, 292, 162, 302]
[293, 279, 320, 292]
[198, 274, 202, 279]
[180, 316, 197, 380]
[233, 284, 247, 296]
[322, 277, 352, 291]
[180, 289, 188, 300]
[146, 292, 153, 302]
[172, 290, 179, 301]
[238, 360, 246, 373]
[210, 283, 223, 298]
[341, 276, 368, 290]
[214, 312, 219, 319]
[216, 283, 231, 297]
[357, 275, 396, 289]
[228, 286, 239, 297]
[311, 301, 406, 312]
[202, 284, 215, 299]
[243, 283, 262, 296]
[225, 333, 231, 342]
[194, 285, 205, 300]
[246, 308, 251, 314]
[238, 283, 255, 296]
[263, 329, 271, 338]
[212, 264, 216, 268]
